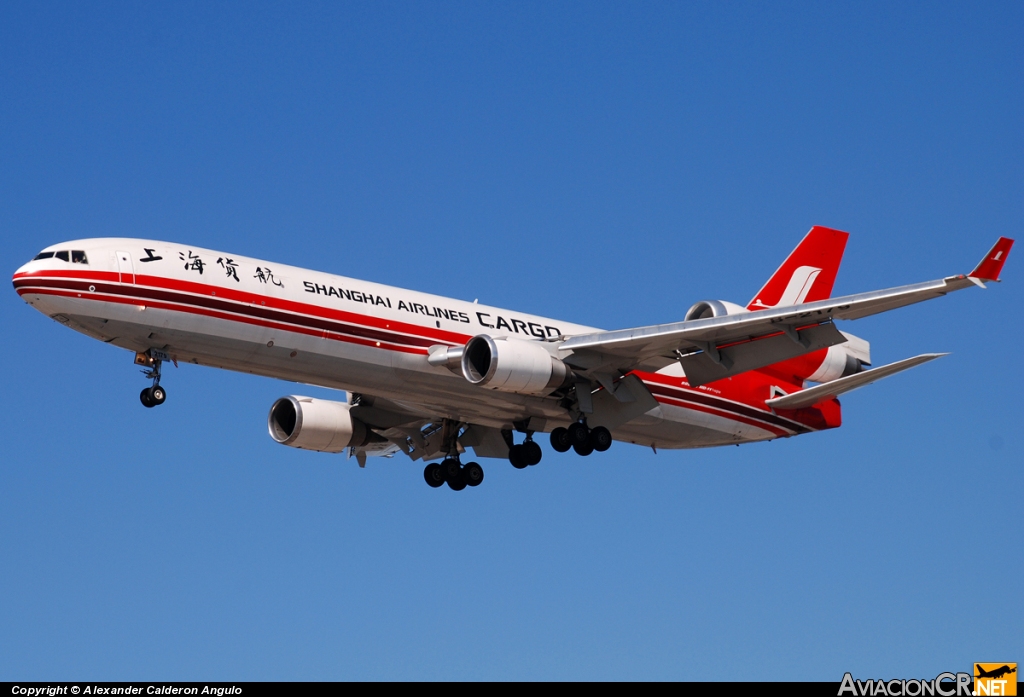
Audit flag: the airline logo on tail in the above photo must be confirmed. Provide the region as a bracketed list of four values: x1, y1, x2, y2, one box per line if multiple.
[748, 225, 849, 310]
[751, 264, 822, 308]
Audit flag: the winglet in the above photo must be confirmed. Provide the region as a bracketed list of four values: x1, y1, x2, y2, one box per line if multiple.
[969, 237, 1014, 282]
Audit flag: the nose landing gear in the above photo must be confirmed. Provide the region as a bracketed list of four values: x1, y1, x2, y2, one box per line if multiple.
[135, 350, 169, 408]
[140, 384, 166, 408]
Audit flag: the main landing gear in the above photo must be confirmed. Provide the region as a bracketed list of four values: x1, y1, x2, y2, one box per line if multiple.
[504, 420, 613, 472]
[423, 418, 483, 491]
[423, 457, 484, 491]
[549, 422, 612, 457]
[136, 350, 168, 408]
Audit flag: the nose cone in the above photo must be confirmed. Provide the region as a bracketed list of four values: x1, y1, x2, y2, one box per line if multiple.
[13, 263, 33, 304]
[13, 257, 46, 302]
[13, 260, 32, 289]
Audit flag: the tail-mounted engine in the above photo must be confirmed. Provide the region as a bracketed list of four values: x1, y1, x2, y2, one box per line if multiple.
[684, 299, 749, 321]
[461, 334, 571, 395]
[268, 396, 373, 453]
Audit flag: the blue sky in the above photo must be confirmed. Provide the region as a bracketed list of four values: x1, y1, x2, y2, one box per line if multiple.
[1, 1, 1020, 681]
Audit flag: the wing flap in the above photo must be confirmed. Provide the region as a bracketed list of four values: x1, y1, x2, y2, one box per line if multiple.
[679, 322, 846, 387]
[765, 353, 946, 410]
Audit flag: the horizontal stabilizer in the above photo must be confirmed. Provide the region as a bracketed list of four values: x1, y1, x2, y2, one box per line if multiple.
[765, 353, 946, 410]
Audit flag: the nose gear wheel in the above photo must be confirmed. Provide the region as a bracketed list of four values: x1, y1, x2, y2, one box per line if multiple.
[137, 352, 169, 408]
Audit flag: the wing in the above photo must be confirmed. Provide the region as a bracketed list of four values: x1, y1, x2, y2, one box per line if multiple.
[558, 237, 1013, 386]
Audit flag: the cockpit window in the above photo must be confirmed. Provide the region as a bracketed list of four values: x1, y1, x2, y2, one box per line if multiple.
[32, 249, 87, 263]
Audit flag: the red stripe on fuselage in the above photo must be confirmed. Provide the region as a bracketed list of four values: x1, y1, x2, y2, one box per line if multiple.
[15, 285, 429, 355]
[651, 392, 792, 437]
[641, 379, 810, 435]
[15, 277, 444, 350]
[14, 269, 473, 347]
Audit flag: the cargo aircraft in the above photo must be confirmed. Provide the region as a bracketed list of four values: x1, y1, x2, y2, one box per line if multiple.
[12, 228, 1013, 490]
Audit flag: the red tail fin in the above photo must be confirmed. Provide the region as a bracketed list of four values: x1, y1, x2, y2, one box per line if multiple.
[747, 226, 849, 310]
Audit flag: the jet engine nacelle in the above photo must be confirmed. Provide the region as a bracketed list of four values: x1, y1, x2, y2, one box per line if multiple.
[808, 333, 871, 383]
[267, 396, 369, 453]
[684, 299, 749, 321]
[461, 334, 571, 395]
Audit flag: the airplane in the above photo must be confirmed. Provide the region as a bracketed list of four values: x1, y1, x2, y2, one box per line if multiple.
[976, 665, 1017, 680]
[12, 227, 1013, 491]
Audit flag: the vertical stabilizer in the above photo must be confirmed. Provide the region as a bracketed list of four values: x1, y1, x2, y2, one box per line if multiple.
[747, 226, 849, 310]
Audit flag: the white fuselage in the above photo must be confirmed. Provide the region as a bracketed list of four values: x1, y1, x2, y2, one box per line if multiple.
[14, 239, 817, 454]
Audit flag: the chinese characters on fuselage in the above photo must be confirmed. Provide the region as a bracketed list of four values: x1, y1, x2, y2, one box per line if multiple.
[179, 251, 205, 274]
[148, 250, 283, 289]
[137, 251, 561, 338]
[254, 266, 284, 287]
[217, 257, 240, 282]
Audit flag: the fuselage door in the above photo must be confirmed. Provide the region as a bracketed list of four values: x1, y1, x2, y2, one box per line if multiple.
[116, 251, 135, 284]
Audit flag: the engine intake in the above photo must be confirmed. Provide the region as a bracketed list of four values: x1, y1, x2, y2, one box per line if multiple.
[268, 396, 370, 453]
[461, 334, 571, 395]
[684, 299, 749, 321]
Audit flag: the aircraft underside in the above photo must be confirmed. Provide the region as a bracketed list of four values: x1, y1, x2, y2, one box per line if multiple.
[42, 294, 778, 454]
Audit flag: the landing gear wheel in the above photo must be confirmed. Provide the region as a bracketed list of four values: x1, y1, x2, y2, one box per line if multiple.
[573, 440, 594, 456]
[568, 422, 590, 447]
[140, 387, 155, 408]
[590, 426, 612, 452]
[522, 441, 542, 466]
[508, 444, 528, 469]
[150, 385, 166, 405]
[447, 471, 467, 491]
[424, 463, 445, 488]
[464, 462, 484, 487]
[550, 427, 571, 453]
[442, 458, 462, 481]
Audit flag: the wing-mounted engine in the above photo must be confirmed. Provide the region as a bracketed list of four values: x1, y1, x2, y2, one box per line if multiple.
[807, 332, 871, 382]
[683, 299, 749, 321]
[268, 396, 378, 453]
[461, 334, 572, 395]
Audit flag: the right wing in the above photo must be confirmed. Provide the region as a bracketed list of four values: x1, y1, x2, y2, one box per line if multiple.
[559, 237, 1013, 386]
